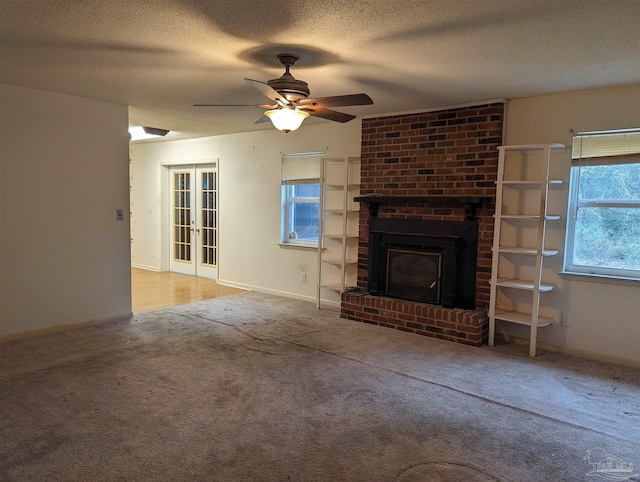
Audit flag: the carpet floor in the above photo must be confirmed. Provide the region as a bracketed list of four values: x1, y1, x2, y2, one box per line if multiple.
[1, 291, 638, 481]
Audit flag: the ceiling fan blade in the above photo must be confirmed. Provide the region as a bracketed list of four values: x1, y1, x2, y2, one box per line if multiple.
[298, 93, 373, 108]
[255, 115, 271, 124]
[304, 108, 356, 123]
[193, 103, 275, 108]
[245, 78, 290, 105]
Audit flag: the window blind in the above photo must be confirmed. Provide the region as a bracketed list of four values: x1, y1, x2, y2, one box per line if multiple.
[281, 153, 322, 185]
[572, 129, 640, 166]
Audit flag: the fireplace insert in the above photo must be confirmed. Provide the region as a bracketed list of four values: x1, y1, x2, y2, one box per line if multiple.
[368, 218, 478, 309]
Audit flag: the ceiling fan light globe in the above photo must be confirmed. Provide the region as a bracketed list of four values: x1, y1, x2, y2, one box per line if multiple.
[265, 109, 309, 133]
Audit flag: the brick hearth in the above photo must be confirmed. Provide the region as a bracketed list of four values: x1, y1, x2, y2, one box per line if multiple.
[340, 102, 505, 346]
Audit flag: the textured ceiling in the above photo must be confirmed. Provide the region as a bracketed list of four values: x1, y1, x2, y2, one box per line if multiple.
[1, 0, 639, 141]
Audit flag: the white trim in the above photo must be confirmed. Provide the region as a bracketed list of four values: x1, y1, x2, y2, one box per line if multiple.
[132, 263, 160, 272]
[577, 200, 640, 208]
[159, 158, 219, 167]
[0, 312, 133, 344]
[563, 165, 580, 272]
[278, 242, 319, 251]
[280, 151, 326, 158]
[360, 98, 508, 120]
[501, 100, 509, 149]
[575, 128, 640, 136]
[216, 279, 339, 307]
[279, 240, 319, 249]
[494, 333, 640, 369]
[559, 271, 640, 286]
[314, 299, 340, 308]
[561, 265, 640, 280]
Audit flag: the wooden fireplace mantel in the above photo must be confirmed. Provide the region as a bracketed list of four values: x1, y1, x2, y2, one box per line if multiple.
[354, 195, 492, 220]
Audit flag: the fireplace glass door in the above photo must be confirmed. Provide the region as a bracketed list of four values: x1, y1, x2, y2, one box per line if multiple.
[386, 249, 442, 304]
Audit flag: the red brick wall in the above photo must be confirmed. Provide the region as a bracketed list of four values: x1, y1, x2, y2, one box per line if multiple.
[341, 293, 487, 346]
[340, 102, 505, 346]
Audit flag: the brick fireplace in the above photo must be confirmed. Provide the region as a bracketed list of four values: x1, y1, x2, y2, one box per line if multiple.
[340, 102, 505, 346]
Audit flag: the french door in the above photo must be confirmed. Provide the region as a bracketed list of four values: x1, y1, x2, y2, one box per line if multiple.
[169, 165, 218, 279]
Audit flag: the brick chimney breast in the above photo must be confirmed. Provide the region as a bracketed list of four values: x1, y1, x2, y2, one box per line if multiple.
[341, 102, 505, 347]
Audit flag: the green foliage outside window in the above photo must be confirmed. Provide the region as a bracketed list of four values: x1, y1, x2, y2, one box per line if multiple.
[572, 163, 640, 272]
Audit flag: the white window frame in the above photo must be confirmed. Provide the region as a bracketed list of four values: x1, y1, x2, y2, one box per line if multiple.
[281, 153, 323, 248]
[564, 129, 640, 280]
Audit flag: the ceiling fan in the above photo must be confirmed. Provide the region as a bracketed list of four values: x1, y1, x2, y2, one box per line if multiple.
[195, 54, 373, 133]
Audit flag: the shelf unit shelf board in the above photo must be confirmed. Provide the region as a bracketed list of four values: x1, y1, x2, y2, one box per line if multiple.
[323, 209, 360, 214]
[324, 183, 360, 189]
[498, 180, 563, 188]
[495, 247, 559, 256]
[493, 278, 555, 291]
[497, 214, 561, 220]
[322, 233, 359, 239]
[493, 310, 554, 327]
[498, 143, 566, 151]
[319, 283, 343, 292]
[320, 257, 358, 266]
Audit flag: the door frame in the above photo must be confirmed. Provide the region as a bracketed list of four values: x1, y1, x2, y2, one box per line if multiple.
[160, 159, 220, 276]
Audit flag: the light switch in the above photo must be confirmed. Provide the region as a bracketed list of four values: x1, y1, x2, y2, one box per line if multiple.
[116, 209, 124, 220]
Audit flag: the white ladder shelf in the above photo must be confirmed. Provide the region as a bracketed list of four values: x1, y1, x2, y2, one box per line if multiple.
[316, 156, 361, 309]
[488, 143, 565, 356]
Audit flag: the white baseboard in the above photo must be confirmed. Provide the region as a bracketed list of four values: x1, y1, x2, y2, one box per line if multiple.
[132, 263, 160, 272]
[0, 312, 133, 344]
[495, 333, 640, 369]
[216, 279, 340, 307]
[317, 299, 341, 308]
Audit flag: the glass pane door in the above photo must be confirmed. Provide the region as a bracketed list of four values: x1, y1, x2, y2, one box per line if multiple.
[195, 167, 218, 279]
[169, 169, 195, 276]
[168, 165, 218, 279]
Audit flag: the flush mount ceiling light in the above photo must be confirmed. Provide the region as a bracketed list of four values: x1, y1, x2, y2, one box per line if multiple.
[264, 108, 309, 133]
[129, 126, 170, 141]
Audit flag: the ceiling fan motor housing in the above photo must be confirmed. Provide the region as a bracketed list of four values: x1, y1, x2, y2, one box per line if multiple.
[267, 53, 310, 102]
[267, 77, 310, 102]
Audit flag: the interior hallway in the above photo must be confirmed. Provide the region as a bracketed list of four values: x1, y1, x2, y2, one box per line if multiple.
[131, 268, 245, 313]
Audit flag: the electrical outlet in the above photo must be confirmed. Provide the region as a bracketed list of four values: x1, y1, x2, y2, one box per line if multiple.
[561, 313, 571, 327]
[151, 250, 155, 258]
[300, 272, 306, 282]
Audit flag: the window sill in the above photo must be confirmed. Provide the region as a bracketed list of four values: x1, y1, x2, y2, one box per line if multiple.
[278, 242, 319, 251]
[559, 271, 640, 287]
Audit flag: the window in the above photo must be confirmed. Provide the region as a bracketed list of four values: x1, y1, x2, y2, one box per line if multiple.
[281, 153, 323, 247]
[564, 129, 640, 279]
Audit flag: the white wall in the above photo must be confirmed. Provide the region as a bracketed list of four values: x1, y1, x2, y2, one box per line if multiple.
[0, 84, 131, 336]
[130, 121, 361, 303]
[503, 83, 640, 365]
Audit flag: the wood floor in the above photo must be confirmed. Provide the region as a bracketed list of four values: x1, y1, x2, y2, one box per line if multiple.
[131, 268, 246, 313]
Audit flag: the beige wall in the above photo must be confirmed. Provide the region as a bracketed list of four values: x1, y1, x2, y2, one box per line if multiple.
[1, 80, 635, 364]
[130, 121, 361, 304]
[504, 83, 640, 364]
[0, 84, 131, 336]
[130, 84, 640, 365]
